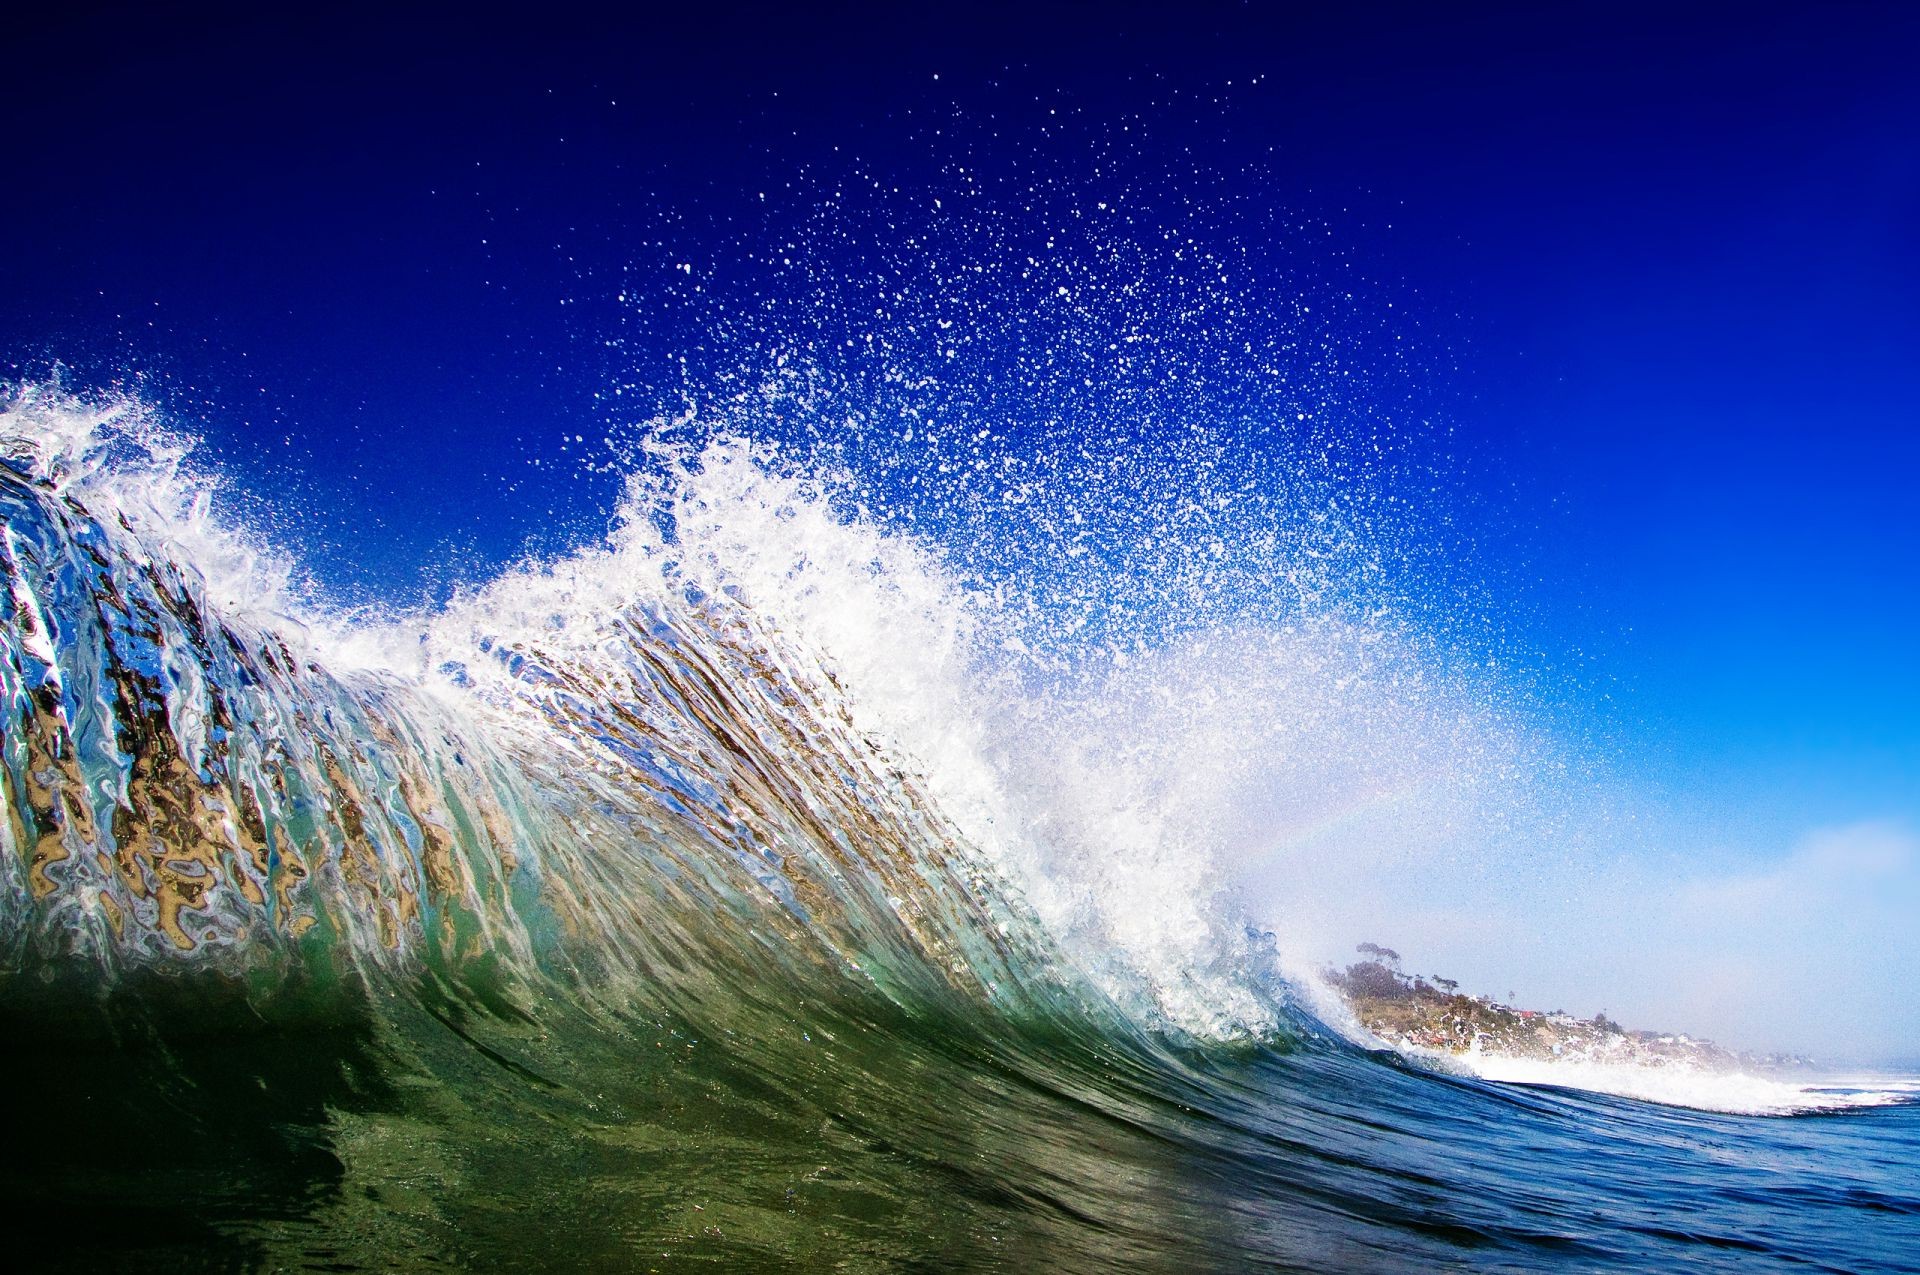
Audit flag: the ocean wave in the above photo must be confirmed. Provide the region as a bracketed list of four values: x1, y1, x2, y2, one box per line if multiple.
[6, 382, 1919, 1273]
[0, 382, 1293, 1039]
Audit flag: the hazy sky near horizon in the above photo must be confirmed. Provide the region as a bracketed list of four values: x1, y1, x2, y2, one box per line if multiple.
[5, 3, 1916, 1057]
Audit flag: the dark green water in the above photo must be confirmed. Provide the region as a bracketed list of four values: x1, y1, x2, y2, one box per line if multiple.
[9, 961, 1918, 1273]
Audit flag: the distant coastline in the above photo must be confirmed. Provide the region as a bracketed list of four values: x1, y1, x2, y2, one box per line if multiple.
[1325, 945, 1810, 1072]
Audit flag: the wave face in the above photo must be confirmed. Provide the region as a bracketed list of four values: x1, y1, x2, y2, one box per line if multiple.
[3, 385, 1918, 1274]
[0, 388, 1078, 1017]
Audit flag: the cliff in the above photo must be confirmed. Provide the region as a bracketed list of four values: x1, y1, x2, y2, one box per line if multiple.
[1322, 955, 1795, 1070]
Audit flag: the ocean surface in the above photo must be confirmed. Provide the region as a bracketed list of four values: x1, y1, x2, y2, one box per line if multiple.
[2, 386, 1915, 1274]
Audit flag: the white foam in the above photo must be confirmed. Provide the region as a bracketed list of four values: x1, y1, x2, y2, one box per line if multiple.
[0, 383, 314, 641]
[1454, 1052, 1920, 1116]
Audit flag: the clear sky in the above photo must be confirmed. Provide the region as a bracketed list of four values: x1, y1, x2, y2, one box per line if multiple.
[5, 2, 1916, 1056]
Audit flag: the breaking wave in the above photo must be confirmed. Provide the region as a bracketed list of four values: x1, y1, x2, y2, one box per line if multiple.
[3, 374, 1915, 1271]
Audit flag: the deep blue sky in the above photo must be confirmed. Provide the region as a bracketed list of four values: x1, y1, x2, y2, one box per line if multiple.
[5, 1, 1917, 836]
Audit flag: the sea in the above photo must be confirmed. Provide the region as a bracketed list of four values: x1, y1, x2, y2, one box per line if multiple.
[1, 374, 1915, 1274]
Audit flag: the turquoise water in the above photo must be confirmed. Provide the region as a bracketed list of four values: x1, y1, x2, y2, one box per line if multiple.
[2, 391, 1915, 1272]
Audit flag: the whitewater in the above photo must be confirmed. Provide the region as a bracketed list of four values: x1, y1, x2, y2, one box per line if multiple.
[1, 380, 1914, 1272]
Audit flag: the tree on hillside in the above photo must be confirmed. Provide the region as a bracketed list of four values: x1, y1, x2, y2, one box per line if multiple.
[1356, 941, 1401, 968]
